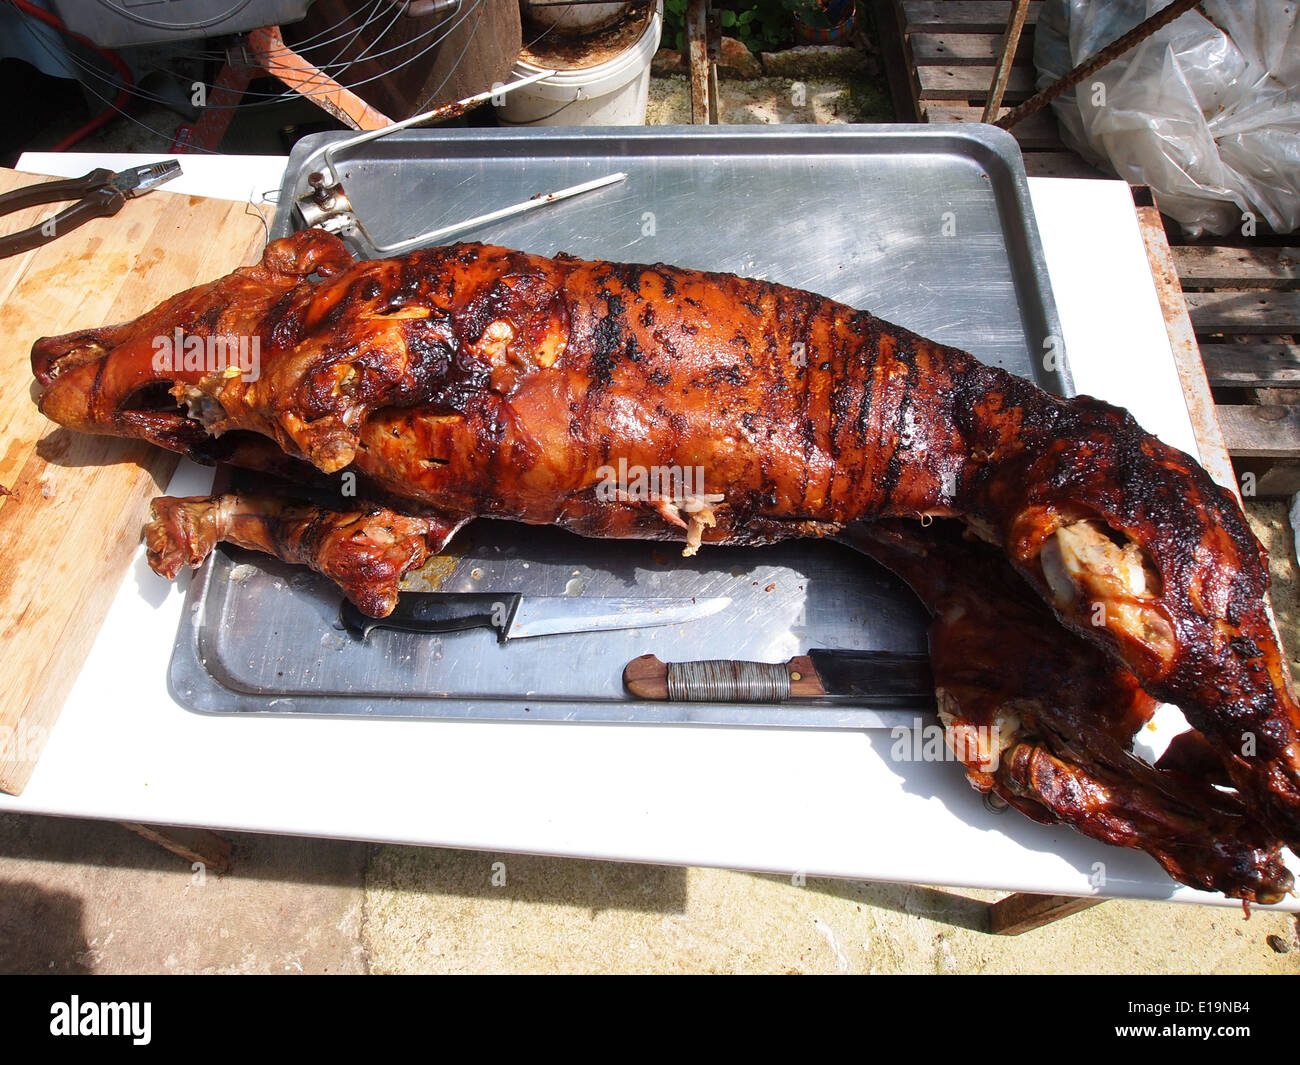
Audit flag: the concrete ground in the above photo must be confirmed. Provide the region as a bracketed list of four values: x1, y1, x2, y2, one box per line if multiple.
[647, 43, 893, 125]
[1, 506, 1297, 974]
[1, 813, 1296, 974]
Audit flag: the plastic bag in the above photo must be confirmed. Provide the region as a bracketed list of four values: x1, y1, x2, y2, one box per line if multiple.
[1034, 0, 1300, 237]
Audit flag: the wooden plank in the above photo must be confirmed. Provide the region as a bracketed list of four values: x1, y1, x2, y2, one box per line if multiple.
[922, 102, 1062, 149]
[1256, 464, 1300, 497]
[902, 1, 1042, 34]
[917, 63, 1034, 101]
[1218, 405, 1300, 459]
[120, 823, 233, 875]
[988, 892, 1104, 935]
[1185, 291, 1300, 335]
[0, 169, 269, 795]
[1022, 150, 1105, 179]
[1171, 245, 1300, 290]
[870, 0, 925, 121]
[1201, 343, 1300, 387]
[912, 29, 1033, 64]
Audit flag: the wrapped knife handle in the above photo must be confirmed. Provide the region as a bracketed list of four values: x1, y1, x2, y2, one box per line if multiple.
[667, 659, 791, 702]
[623, 654, 826, 702]
[624, 651, 935, 705]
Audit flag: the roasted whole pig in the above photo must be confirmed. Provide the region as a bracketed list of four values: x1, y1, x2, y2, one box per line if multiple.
[29, 228, 1300, 901]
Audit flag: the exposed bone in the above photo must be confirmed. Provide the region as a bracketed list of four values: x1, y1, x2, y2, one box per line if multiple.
[613, 488, 727, 557]
[1041, 520, 1176, 666]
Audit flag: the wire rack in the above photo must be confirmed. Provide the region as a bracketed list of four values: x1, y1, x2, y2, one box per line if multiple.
[5, 0, 598, 151]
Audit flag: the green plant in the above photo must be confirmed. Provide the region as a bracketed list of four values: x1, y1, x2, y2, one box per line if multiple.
[663, 0, 824, 55]
[718, 0, 797, 53]
[664, 0, 688, 51]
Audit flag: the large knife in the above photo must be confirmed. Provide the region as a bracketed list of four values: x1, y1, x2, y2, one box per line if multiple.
[623, 650, 935, 708]
[341, 592, 732, 642]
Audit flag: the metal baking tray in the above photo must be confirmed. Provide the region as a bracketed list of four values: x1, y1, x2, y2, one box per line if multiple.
[170, 124, 1070, 725]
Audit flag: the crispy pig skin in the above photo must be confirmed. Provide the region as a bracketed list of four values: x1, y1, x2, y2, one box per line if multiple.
[846, 520, 1292, 904]
[145, 494, 458, 618]
[29, 228, 1300, 881]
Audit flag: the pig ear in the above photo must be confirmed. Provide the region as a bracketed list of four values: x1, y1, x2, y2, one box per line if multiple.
[259, 228, 355, 279]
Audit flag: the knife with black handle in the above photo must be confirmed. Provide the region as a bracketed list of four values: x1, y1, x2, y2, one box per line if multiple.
[342, 592, 732, 642]
[623, 650, 936, 708]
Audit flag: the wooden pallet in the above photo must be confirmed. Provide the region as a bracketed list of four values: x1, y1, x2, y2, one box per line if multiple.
[869, 1, 1300, 492]
[871, 0, 1103, 178]
[1175, 245, 1300, 496]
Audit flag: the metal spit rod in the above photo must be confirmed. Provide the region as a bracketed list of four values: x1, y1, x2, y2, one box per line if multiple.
[318, 68, 559, 188]
[365, 172, 628, 255]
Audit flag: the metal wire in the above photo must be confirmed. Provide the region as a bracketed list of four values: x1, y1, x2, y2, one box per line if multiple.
[412, 0, 486, 112]
[88, 0, 256, 34]
[302, 0, 408, 84]
[243, 191, 270, 247]
[495, 93, 580, 124]
[270, 0, 480, 100]
[217, 1, 468, 94]
[246, 0, 478, 104]
[169, 0, 386, 62]
[9, 0, 483, 112]
[666, 660, 791, 703]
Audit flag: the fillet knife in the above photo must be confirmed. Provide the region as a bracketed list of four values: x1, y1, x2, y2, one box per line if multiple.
[341, 592, 732, 642]
[623, 651, 936, 708]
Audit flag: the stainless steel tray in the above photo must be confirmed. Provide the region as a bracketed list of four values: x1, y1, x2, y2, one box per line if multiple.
[170, 124, 1070, 725]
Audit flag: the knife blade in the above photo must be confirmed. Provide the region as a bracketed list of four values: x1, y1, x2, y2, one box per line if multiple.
[623, 649, 935, 708]
[341, 592, 732, 642]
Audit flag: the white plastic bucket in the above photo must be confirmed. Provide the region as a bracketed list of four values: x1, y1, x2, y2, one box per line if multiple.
[522, 0, 630, 35]
[498, 5, 662, 126]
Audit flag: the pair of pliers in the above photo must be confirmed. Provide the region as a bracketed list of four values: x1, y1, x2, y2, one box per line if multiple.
[0, 160, 182, 260]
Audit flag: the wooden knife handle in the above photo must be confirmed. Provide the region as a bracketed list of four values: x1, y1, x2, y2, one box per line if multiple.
[622, 654, 826, 702]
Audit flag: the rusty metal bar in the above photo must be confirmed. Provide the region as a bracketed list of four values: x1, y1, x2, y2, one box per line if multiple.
[177, 55, 254, 154]
[996, 0, 1202, 130]
[686, 0, 714, 125]
[1131, 191, 1238, 496]
[248, 25, 394, 131]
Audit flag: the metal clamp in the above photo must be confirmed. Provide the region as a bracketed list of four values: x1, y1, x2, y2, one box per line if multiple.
[293, 71, 626, 254]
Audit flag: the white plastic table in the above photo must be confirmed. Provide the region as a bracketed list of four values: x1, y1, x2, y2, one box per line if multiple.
[10, 150, 1297, 914]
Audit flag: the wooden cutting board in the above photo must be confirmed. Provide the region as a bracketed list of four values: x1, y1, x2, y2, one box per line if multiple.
[0, 167, 270, 795]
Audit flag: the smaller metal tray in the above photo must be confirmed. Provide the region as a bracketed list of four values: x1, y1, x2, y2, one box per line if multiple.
[171, 123, 1069, 726]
